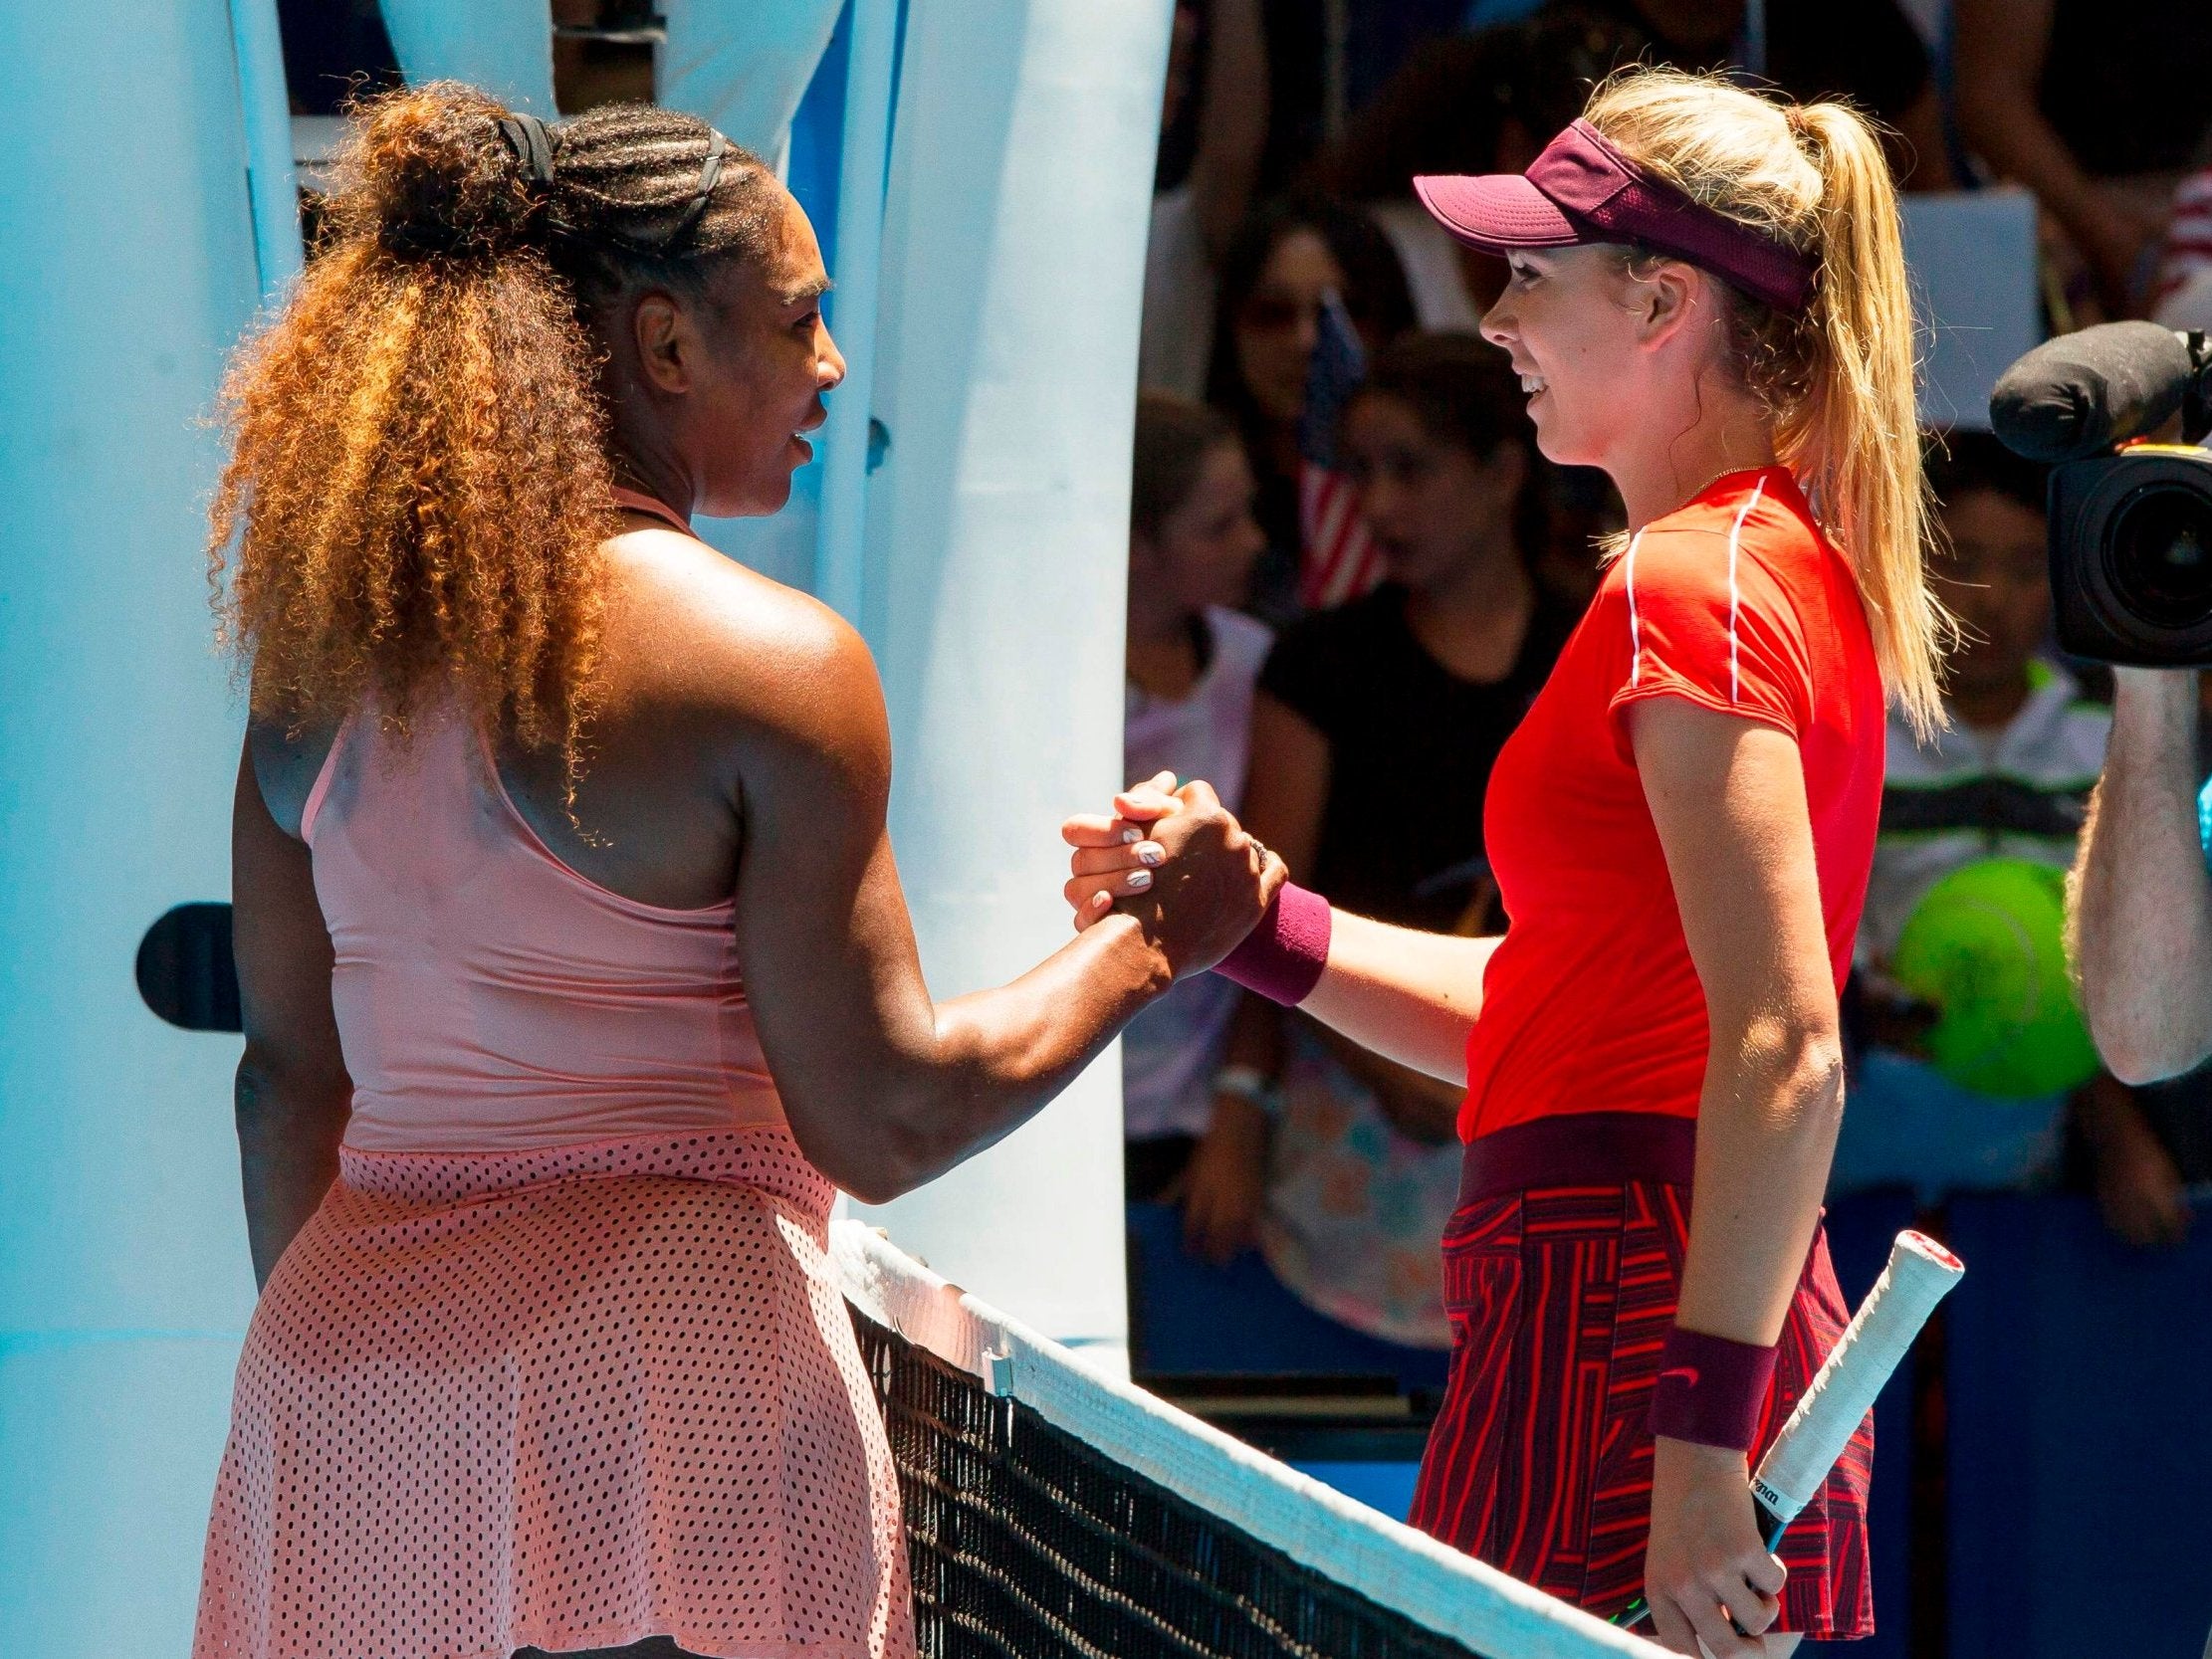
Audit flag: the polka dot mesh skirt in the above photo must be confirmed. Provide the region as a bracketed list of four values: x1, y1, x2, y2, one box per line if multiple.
[193, 1130, 915, 1659]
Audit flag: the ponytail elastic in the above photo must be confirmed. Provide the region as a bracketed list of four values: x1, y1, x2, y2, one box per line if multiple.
[496, 113, 556, 189]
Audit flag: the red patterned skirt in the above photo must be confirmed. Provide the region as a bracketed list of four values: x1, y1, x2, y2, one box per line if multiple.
[1407, 1112, 1873, 1638]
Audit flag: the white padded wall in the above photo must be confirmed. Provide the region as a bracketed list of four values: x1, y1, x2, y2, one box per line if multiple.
[850, 0, 1175, 1363]
[378, 0, 557, 114]
[0, 0, 267, 1645]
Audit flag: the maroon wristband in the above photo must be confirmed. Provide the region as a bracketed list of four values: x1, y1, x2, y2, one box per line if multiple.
[1212, 882, 1331, 1005]
[1648, 1325, 1779, 1453]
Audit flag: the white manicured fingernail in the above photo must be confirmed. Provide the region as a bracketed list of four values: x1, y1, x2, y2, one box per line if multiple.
[1122, 827, 1142, 844]
[1126, 869, 1153, 891]
[1136, 843, 1164, 867]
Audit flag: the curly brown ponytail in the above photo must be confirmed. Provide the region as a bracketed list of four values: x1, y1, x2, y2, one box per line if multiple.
[210, 83, 782, 780]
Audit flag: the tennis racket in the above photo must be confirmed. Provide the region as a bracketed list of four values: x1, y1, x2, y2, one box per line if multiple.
[1618, 1229, 1966, 1634]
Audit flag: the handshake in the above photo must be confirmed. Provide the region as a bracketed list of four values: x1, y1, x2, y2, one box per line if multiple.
[1057, 770, 1287, 979]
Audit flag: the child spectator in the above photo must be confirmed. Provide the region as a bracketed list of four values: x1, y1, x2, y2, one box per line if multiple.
[1834, 433, 2190, 1245]
[1192, 334, 1578, 1345]
[1119, 392, 1274, 1205]
[1206, 197, 1416, 624]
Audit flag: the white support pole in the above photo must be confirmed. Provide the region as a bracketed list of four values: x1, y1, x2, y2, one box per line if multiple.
[377, 0, 557, 115]
[814, 0, 900, 623]
[226, 0, 302, 299]
[0, 0, 266, 1647]
[850, 0, 1175, 1363]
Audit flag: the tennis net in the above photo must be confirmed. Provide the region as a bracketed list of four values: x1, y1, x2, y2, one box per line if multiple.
[830, 1221, 1666, 1659]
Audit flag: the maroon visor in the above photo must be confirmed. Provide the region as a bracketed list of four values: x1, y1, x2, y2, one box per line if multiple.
[1415, 119, 1817, 314]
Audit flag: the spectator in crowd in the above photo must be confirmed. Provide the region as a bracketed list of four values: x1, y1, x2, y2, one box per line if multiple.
[1140, 0, 1269, 399]
[1188, 334, 1578, 1345]
[1551, 0, 1955, 191]
[1833, 433, 2190, 1246]
[1955, 0, 2212, 318]
[1120, 392, 1275, 1210]
[1322, 10, 1654, 321]
[1206, 197, 1416, 624]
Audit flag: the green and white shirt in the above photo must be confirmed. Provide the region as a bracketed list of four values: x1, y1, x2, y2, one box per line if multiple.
[1861, 660, 2109, 969]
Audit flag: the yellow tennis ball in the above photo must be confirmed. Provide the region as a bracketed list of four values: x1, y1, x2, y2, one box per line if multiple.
[1890, 858, 2099, 1099]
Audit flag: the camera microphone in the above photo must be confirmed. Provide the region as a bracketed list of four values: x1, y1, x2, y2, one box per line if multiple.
[1989, 321, 2202, 463]
[1992, 322, 2212, 664]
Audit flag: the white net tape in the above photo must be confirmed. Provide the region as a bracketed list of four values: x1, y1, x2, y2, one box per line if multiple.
[832, 1220, 1668, 1659]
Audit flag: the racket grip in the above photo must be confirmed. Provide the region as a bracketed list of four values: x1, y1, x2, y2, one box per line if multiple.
[1751, 1230, 1963, 1527]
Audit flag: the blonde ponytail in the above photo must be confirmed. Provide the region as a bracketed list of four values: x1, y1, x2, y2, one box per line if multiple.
[1790, 104, 1948, 735]
[1585, 68, 1952, 735]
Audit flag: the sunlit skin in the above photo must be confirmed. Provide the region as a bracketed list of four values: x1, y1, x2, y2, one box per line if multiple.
[1929, 489, 2050, 727]
[1232, 227, 1348, 428]
[1919, 487, 2192, 1247]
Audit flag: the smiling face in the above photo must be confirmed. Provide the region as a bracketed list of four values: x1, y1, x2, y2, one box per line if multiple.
[1341, 390, 1524, 593]
[1478, 244, 1662, 469]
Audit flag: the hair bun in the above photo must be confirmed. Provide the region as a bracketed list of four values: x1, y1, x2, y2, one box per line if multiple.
[351, 84, 545, 261]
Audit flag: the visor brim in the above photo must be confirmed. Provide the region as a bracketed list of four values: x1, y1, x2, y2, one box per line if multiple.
[1413, 173, 1583, 253]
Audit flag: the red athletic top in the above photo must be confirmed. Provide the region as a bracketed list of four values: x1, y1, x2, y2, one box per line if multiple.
[1460, 467, 1885, 1142]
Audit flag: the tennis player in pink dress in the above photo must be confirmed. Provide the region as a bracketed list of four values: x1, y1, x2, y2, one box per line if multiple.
[192, 88, 1273, 1659]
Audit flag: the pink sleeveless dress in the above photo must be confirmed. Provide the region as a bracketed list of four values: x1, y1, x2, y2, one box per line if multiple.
[193, 644, 914, 1657]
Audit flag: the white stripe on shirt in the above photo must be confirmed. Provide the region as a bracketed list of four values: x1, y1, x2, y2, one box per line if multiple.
[1624, 528, 1648, 685]
[1725, 476, 1767, 705]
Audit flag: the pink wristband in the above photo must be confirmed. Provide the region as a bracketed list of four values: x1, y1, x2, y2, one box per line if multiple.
[1648, 1326, 1779, 1453]
[1212, 882, 1331, 1005]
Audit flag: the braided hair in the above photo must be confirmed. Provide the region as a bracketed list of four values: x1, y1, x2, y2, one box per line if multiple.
[211, 83, 784, 790]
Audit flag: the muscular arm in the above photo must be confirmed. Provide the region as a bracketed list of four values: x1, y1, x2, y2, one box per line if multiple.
[2071, 669, 2212, 1084]
[231, 744, 352, 1288]
[733, 607, 1271, 1204]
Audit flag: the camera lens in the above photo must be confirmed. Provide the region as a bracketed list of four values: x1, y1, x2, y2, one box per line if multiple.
[2106, 483, 2212, 630]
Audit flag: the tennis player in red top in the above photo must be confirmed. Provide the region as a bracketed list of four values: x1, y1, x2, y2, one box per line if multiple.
[1066, 68, 1950, 1655]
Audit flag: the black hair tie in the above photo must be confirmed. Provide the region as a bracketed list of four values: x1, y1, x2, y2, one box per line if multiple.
[497, 113, 556, 190]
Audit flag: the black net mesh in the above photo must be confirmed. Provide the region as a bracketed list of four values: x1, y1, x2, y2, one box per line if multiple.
[851, 1307, 1484, 1659]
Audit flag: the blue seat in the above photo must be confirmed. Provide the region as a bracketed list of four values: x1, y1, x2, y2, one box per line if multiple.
[1125, 1201, 1450, 1394]
[1945, 1193, 2212, 1659]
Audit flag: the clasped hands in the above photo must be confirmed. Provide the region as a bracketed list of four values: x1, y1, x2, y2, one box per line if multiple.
[1059, 770, 1281, 976]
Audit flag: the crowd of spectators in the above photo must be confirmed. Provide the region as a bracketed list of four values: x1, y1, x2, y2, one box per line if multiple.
[1122, 0, 2212, 1357]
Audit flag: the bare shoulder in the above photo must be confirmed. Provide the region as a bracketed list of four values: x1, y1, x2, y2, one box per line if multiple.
[602, 525, 889, 766]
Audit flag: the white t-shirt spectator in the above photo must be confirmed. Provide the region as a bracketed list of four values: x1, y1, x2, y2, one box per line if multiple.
[1119, 607, 1271, 1141]
[1859, 659, 2109, 963]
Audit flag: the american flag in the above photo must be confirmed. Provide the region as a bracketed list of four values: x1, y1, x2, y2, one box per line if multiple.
[2152, 167, 2212, 326]
[1295, 290, 1385, 611]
